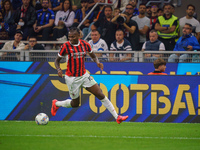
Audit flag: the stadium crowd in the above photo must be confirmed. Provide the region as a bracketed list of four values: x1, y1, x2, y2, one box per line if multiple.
[0, 0, 200, 62]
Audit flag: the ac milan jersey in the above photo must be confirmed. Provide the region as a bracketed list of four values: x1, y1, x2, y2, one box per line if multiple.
[58, 39, 92, 77]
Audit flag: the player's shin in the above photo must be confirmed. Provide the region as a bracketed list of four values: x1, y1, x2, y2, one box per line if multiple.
[101, 96, 118, 119]
[55, 99, 72, 108]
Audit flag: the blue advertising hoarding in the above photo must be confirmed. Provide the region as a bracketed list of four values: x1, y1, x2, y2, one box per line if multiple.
[0, 62, 200, 123]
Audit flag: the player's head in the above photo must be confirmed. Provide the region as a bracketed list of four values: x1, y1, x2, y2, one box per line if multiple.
[149, 29, 158, 43]
[68, 27, 81, 44]
[115, 29, 124, 43]
[91, 29, 100, 43]
[154, 58, 166, 72]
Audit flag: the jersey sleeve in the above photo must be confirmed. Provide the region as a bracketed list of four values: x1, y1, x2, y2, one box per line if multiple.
[58, 44, 67, 57]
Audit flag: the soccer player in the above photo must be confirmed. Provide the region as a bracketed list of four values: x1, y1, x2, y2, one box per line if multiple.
[51, 27, 128, 124]
[148, 58, 167, 75]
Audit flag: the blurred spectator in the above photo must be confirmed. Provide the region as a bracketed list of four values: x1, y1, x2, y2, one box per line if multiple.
[30, 0, 55, 41]
[82, 0, 105, 40]
[148, 58, 167, 75]
[24, 36, 45, 50]
[73, 0, 94, 30]
[157, 8, 163, 17]
[146, 5, 151, 18]
[92, 0, 105, 22]
[53, 0, 75, 41]
[13, 0, 36, 40]
[109, 29, 132, 62]
[0, 10, 9, 32]
[1, 30, 25, 60]
[132, 3, 150, 50]
[129, 0, 139, 16]
[112, 7, 140, 50]
[155, 4, 179, 51]
[11, 0, 22, 10]
[0, 28, 9, 49]
[168, 23, 200, 62]
[142, 30, 165, 62]
[1, 0, 15, 38]
[170, 4, 175, 14]
[71, 0, 81, 12]
[88, 29, 108, 61]
[150, 4, 158, 30]
[112, 0, 129, 12]
[50, 0, 63, 12]
[32, 0, 43, 11]
[91, 5, 117, 49]
[113, 8, 121, 17]
[179, 4, 200, 41]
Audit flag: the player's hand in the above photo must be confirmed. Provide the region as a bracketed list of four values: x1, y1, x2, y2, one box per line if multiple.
[97, 63, 103, 71]
[57, 69, 63, 78]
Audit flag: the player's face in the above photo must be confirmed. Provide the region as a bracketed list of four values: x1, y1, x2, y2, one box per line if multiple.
[149, 32, 158, 42]
[68, 31, 80, 44]
[14, 33, 23, 43]
[115, 31, 124, 43]
[91, 31, 100, 43]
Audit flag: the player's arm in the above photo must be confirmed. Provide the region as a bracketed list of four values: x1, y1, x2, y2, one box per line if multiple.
[89, 51, 103, 70]
[55, 56, 63, 78]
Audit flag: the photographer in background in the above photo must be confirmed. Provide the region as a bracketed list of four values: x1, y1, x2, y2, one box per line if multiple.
[91, 5, 117, 49]
[111, 4, 140, 51]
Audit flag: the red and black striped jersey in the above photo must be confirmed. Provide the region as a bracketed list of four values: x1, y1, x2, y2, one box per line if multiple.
[58, 39, 92, 77]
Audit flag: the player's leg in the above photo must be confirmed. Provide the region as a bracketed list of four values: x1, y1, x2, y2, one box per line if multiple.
[51, 76, 81, 116]
[86, 84, 128, 124]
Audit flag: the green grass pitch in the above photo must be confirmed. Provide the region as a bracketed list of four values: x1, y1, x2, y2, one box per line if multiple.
[0, 121, 200, 150]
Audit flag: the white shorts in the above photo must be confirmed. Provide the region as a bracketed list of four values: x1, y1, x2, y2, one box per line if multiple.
[65, 72, 97, 99]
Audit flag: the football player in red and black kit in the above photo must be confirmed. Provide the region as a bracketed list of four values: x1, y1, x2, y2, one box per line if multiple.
[51, 27, 128, 124]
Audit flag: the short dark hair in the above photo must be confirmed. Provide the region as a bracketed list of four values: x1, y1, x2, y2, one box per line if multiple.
[163, 3, 171, 9]
[185, 23, 192, 29]
[154, 58, 166, 69]
[139, 3, 146, 7]
[157, 8, 163, 12]
[116, 29, 125, 35]
[29, 36, 37, 40]
[187, 4, 195, 11]
[91, 29, 100, 34]
[69, 27, 81, 34]
[126, 4, 134, 8]
[104, 5, 113, 11]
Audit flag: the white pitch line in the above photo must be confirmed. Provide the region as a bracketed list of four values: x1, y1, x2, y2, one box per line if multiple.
[0, 134, 200, 140]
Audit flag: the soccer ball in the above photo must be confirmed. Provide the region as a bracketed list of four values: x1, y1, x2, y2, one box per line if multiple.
[35, 113, 49, 125]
